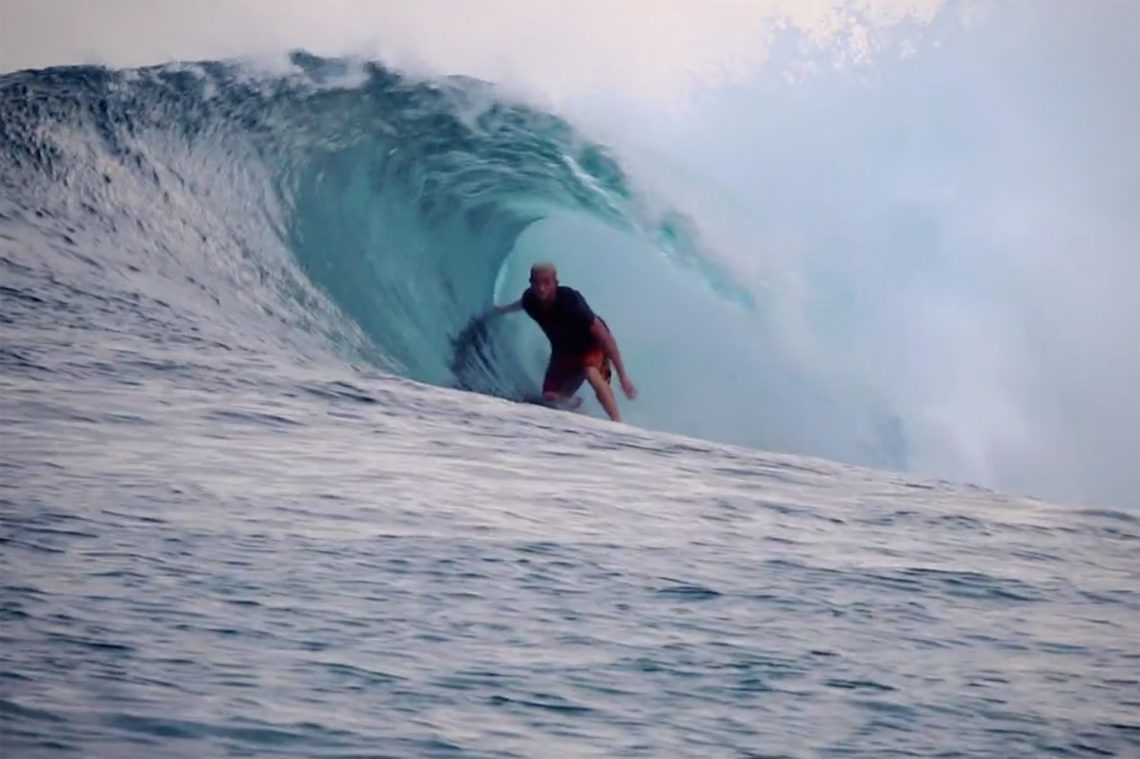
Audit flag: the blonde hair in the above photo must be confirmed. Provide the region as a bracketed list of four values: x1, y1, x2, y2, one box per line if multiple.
[530, 261, 558, 278]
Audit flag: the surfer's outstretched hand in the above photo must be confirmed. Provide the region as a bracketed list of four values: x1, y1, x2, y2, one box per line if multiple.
[620, 375, 637, 400]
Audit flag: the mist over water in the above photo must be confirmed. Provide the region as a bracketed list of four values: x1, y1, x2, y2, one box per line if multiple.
[520, 2, 1140, 508]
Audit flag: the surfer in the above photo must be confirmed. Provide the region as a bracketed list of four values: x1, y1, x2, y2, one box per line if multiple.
[489, 262, 636, 421]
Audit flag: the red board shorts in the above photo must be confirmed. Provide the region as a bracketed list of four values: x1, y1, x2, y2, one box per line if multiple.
[543, 346, 612, 395]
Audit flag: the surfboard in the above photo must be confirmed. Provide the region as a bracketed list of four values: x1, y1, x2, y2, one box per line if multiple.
[522, 395, 583, 413]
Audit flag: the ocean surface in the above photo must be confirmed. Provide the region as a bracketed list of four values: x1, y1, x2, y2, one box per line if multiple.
[2, 54, 1138, 758]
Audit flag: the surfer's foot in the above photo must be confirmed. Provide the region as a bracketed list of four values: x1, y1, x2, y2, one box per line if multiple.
[542, 392, 582, 410]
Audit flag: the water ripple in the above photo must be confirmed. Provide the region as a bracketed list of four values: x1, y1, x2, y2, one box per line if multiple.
[3, 331, 1137, 759]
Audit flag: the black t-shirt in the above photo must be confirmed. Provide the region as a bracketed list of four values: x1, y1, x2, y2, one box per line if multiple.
[521, 285, 600, 355]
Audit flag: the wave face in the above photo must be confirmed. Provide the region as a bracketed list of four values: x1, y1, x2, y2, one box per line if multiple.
[1, 56, 629, 388]
[1, 52, 910, 471]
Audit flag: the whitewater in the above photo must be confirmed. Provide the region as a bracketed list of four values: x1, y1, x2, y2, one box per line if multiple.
[2, 2, 1138, 757]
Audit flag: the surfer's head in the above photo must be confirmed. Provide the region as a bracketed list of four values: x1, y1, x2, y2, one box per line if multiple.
[529, 262, 558, 303]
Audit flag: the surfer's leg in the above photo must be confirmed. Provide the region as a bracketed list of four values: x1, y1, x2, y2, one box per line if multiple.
[541, 356, 562, 401]
[544, 375, 585, 407]
[584, 365, 620, 422]
[542, 356, 584, 406]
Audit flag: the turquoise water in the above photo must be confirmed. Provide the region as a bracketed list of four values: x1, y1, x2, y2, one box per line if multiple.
[2, 54, 1138, 757]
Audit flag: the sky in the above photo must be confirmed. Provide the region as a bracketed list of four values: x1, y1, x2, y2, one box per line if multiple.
[2, 0, 1137, 508]
[1, 0, 956, 105]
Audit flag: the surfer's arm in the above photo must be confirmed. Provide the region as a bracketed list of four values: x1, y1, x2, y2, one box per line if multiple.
[590, 318, 628, 380]
[492, 299, 522, 316]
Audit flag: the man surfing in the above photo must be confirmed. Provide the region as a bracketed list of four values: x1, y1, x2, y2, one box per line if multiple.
[488, 262, 636, 421]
